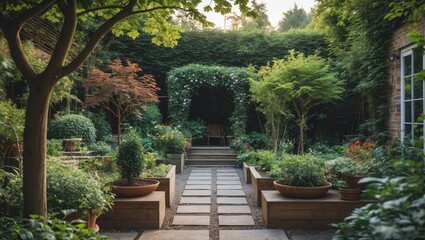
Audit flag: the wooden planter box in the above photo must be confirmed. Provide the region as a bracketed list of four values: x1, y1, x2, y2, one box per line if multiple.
[249, 166, 275, 206]
[147, 165, 176, 207]
[98, 191, 165, 229]
[243, 162, 259, 184]
[170, 153, 184, 174]
[261, 190, 371, 229]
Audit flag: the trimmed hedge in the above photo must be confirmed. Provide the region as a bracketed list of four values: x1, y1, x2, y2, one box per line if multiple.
[48, 114, 96, 145]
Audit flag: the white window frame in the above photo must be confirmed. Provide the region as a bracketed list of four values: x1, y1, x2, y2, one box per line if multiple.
[400, 46, 425, 150]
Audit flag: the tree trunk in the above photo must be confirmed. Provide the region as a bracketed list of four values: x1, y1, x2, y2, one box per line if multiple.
[23, 82, 53, 218]
[298, 113, 305, 155]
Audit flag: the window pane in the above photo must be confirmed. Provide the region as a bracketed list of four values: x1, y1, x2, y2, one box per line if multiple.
[405, 101, 412, 122]
[413, 47, 424, 74]
[405, 124, 412, 137]
[414, 99, 424, 122]
[414, 78, 424, 99]
[413, 124, 424, 148]
[405, 77, 412, 100]
[403, 55, 412, 76]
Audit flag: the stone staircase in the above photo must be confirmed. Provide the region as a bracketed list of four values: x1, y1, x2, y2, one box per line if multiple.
[185, 146, 237, 167]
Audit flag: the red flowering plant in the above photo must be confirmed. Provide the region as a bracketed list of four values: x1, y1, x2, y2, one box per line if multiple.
[347, 140, 375, 162]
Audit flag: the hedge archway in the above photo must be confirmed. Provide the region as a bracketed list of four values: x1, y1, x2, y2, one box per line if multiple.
[167, 64, 251, 137]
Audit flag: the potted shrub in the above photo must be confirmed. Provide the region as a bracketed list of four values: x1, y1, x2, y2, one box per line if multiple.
[46, 160, 113, 230]
[47, 114, 96, 151]
[111, 129, 159, 197]
[0, 101, 25, 158]
[153, 125, 186, 173]
[270, 154, 331, 198]
[179, 120, 207, 151]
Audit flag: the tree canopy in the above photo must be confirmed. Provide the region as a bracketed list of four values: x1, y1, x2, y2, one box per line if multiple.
[278, 4, 311, 32]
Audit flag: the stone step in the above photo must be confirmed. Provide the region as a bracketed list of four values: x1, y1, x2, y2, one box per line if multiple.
[185, 159, 236, 166]
[186, 153, 237, 160]
[185, 164, 236, 168]
[189, 147, 237, 155]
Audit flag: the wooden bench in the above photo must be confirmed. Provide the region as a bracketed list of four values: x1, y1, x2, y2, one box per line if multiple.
[98, 191, 165, 229]
[207, 124, 225, 145]
[261, 190, 371, 229]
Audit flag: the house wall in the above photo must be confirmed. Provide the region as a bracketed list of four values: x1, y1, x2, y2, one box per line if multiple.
[388, 19, 425, 138]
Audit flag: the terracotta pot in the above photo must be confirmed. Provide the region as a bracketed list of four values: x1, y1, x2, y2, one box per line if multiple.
[62, 210, 99, 231]
[345, 176, 368, 190]
[339, 188, 361, 201]
[185, 140, 192, 152]
[62, 138, 82, 152]
[273, 181, 332, 199]
[111, 179, 160, 197]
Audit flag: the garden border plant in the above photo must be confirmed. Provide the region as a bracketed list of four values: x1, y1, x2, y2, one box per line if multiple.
[167, 64, 252, 137]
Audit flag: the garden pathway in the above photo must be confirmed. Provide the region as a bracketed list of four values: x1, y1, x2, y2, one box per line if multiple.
[102, 167, 334, 240]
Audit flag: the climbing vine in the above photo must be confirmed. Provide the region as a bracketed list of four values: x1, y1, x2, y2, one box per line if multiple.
[167, 64, 252, 137]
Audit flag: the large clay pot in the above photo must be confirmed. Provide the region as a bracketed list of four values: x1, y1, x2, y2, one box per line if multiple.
[339, 188, 361, 201]
[345, 176, 367, 190]
[185, 140, 192, 152]
[273, 181, 332, 199]
[111, 179, 160, 197]
[62, 210, 99, 231]
[62, 138, 82, 152]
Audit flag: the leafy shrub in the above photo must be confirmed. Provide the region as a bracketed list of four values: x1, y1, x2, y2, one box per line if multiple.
[324, 157, 368, 189]
[230, 135, 251, 152]
[333, 160, 425, 239]
[153, 125, 186, 155]
[143, 164, 172, 178]
[236, 151, 260, 165]
[144, 151, 159, 169]
[116, 129, 145, 185]
[0, 215, 110, 239]
[179, 119, 207, 140]
[257, 150, 276, 171]
[83, 110, 112, 142]
[47, 139, 63, 157]
[308, 141, 346, 160]
[245, 132, 270, 149]
[47, 161, 113, 216]
[270, 154, 327, 187]
[0, 101, 25, 141]
[48, 114, 96, 145]
[79, 157, 115, 174]
[0, 170, 23, 217]
[126, 103, 162, 137]
[89, 141, 112, 156]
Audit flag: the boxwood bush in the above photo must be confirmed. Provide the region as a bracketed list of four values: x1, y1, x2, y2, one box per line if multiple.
[48, 114, 96, 145]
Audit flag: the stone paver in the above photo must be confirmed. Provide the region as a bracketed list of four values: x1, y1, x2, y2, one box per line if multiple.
[172, 215, 210, 225]
[101, 232, 138, 240]
[180, 197, 211, 204]
[217, 177, 240, 181]
[217, 197, 247, 204]
[186, 180, 211, 185]
[183, 190, 212, 196]
[139, 230, 209, 240]
[217, 173, 238, 176]
[217, 184, 243, 190]
[217, 189, 246, 196]
[188, 176, 212, 180]
[190, 173, 212, 176]
[184, 185, 211, 190]
[218, 205, 251, 214]
[292, 234, 334, 240]
[191, 169, 212, 172]
[217, 181, 241, 185]
[219, 230, 289, 240]
[177, 205, 210, 213]
[217, 169, 236, 172]
[219, 215, 255, 226]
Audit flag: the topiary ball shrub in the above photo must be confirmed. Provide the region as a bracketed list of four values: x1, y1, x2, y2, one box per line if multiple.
[48, 114, 96, 145]
[116, 129, 145, 185]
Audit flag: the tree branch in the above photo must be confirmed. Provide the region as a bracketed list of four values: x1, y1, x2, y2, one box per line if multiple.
[77, 5, 126, 16]
[16, 0, 55, 28]
[63, 0, 137, 76]
[45, 0, 77, 83]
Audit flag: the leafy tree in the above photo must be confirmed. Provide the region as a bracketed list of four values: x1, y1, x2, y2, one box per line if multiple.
[280, 51, 343, 154]
[84, 59, 159, 144]
[250, 63, 293, 152]
[227, 0, 271, 31]
[278, 4, 311, 32]
[0, 0, 254, 218]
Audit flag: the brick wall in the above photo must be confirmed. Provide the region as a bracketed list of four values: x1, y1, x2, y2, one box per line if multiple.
[388, 19, 425, 138]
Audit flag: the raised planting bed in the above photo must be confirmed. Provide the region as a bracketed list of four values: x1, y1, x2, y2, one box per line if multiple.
[147, 165, 176, 207]
[249, 166, 275, 206]
[170, 153, 184, 174]
[261, 190, 371, 229]
[243, 162, 259, 184]
[98, 191, 165, 229]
